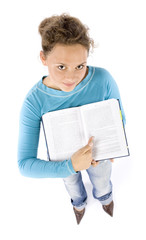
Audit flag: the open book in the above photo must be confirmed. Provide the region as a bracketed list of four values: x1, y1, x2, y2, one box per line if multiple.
[42, 99, 129, 161]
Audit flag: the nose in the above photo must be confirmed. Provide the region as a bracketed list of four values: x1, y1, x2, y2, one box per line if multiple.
[66, 78, 74, 83]
[65, 71, 75, 82]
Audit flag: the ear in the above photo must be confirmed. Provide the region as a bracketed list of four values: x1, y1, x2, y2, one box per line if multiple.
[40, 51, 47, 66]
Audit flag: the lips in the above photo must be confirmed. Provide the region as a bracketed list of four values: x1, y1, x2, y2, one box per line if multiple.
[63, 82, 75, 87]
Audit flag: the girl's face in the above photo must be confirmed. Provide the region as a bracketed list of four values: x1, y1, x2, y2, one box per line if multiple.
[40, 44, 88, 92]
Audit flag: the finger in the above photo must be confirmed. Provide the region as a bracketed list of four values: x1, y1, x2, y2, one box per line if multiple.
[82, 136, 94, 153]
[110, 158, 114, 163]
[91, 162, 98, 167]
[91, 160, 99, 167]
[88, 136, 94, 146]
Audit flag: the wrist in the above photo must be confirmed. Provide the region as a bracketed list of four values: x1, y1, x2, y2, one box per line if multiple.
[67, 158, 78, 174]
[71, 157, 78, 172]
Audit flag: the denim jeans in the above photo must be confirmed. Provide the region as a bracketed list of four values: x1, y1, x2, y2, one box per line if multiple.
[63, 160, 113, 210]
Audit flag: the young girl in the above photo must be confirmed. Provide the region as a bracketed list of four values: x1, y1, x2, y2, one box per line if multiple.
[18, 14, 126, 224]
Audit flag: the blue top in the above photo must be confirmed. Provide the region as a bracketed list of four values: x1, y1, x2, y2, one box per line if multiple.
[18, 66, 126, 178]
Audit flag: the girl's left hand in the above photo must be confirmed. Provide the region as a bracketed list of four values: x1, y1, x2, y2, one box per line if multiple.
[91, 160, 99, 167]
[91, 158, 114, 167]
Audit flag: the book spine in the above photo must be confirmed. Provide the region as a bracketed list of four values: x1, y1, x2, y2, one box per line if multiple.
[117, 99, 130, 156]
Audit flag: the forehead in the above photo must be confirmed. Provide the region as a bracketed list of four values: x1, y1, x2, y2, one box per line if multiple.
[48, 44, 88, 65]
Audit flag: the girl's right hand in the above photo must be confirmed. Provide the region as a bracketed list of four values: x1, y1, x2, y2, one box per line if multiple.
[71, 137, 99, 172]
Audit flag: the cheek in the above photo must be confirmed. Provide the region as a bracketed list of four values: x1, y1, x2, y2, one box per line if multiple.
[77, 69, 87, 79]
[73, 69, 87, 79]
[56, 72, 65, 82]
[50, 69, 64, 81]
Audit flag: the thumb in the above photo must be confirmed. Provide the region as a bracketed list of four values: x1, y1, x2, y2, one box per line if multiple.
[88, 136, 94, 147]
[82, 136, 94, 153]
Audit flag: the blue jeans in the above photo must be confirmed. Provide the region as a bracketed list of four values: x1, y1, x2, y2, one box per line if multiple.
[63, 160, 113, 210]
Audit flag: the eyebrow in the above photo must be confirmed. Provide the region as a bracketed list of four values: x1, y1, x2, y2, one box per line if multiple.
[56, 61, 87, 66]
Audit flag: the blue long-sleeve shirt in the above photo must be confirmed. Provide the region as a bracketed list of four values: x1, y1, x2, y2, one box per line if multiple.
[17, 66, 126, 178]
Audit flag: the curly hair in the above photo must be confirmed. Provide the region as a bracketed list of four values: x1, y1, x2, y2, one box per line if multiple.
[38, 13, 94, 55]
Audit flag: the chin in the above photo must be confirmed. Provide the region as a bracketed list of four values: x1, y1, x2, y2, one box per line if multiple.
[62, 88, 75, 92]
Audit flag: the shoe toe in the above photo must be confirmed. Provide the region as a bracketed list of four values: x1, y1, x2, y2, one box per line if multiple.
[73, 207, 85, 224]
[102, 201, 114, 217]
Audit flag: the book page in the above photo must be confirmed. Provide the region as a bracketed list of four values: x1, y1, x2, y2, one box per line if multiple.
[42, 107, 86, 161]
[81, 99, 128, 160]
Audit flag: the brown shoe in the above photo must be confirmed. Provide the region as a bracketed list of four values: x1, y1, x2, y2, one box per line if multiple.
[73, 207, 85, 224]
[102, 201, 114, 217]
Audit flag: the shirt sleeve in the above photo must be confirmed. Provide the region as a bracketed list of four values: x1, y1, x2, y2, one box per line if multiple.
[105, 70, 126, 125]
[17, 97, 76, 178]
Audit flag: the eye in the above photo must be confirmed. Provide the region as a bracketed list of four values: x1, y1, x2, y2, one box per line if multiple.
[58, 65, 65, 70]
[76, 65, 84, 70]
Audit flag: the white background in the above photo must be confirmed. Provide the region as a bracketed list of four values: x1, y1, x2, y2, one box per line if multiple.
[0, 0, 146, 239]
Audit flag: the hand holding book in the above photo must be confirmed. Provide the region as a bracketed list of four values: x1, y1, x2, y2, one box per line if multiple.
[71, 136, 99, 171]
[71, 136, 114, 172]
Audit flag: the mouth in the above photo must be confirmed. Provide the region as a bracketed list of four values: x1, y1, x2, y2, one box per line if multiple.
[63, 82, 76, 87]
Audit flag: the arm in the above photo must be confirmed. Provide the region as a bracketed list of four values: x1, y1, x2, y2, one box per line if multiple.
[105, 70, 126, 125]
[17, 98, 76, 178]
